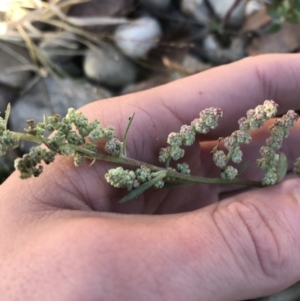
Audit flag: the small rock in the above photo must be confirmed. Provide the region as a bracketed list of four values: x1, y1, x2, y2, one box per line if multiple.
[203, 34, 246, 64]
[67, 0, 135, 32]
[207, 0, 246, 27]
[39, 32, 80, 64]
[181, 0, 211, 25]
[84, 46, 137, 87]
[45, 78, 112, 112]
[181, 53, 210, 74]
[0, 41, 32, 89]
[10, 81, 52, 152]
[68, 0, 134, 17]
[142, 0, 171, 11]
[169, 53, 211, 80]
[10, 77, 112, 152]
[245, 0, 264, 17]
[114, 16, 162, 59]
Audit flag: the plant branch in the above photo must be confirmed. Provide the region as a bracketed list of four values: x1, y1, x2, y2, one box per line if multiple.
[11, 130, 262, 188]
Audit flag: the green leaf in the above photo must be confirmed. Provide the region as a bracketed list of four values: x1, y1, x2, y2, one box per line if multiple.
[267, 6, 282, 20]
[294, 0, 300, 13]
[122, 113, 135, 157]
[4, 103, 11, 129]
[276, 152, 288, 183]
[268, 22, 282, 33]
[238, 160, 250, 175]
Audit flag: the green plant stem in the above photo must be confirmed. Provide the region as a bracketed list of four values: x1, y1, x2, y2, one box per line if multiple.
[75, 145, 263, 187]
[13, 131, 263, 188]
[14, 132, 44, 144]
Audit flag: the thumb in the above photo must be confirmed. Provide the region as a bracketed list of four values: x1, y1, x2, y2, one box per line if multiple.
[181, 178, 300, 300]
[83, 179, 300, 301]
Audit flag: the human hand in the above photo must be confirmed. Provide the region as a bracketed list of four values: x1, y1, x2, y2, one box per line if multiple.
[1, 54, 300, 301]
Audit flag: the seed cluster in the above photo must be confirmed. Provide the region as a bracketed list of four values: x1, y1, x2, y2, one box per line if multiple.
[0, 109, 19, 156]
[257, 109, 299, 185]
[212, 100, 279, 180]
[13, 108, 123, 178]
[105, 165, 164, 191]
[159, 107, 223, 174]
[14, 147, 56, 179]
[0, 129, 19, 157]
[1, 100, 300, 197]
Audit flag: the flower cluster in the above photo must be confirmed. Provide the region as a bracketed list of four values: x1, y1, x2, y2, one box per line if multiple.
[212, 100, 278, 180]
[0, 129, 19, 156]
[11, 108, 125, 179]
[239, 100, 279, 131]
[66, 108, 123, 157]
[159, 107, 223, 170]
[105, 165, 164, 191]
[0, 108, 19, 156]
[220, 166, 238, 180]
[14, 147, 56, 179]
[176, 162, 190, 174]
[257, 110, 299, 185]
[2, 100, 300, 203]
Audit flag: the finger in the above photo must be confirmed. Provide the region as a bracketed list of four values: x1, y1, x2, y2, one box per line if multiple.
[80, 53, 300, 159]
[4, 54, 300, 212]
[154, 115, 300, 214]
[80, 179, 300, 301]
[16, 178, 299, 301]
[199, 118, 300, 195]
[181, 178, 300, 300]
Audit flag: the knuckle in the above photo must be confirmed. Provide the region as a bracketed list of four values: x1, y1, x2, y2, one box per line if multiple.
[280, 178, 300, 204]
[243, 56, 273, 97]
[212, 197, 288, 280]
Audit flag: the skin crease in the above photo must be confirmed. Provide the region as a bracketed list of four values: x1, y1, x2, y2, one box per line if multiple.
[1, 54, 300, 301]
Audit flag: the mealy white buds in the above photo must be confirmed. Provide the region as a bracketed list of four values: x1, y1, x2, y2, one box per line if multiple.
[257, 108, 299, 185]
[160, 107, 222, 168]
[221, 166, 238, 180]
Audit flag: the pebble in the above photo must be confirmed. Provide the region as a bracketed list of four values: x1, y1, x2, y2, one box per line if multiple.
[207, 0, 246, 27]
[203, 34, 246, 64]
[10, 77, 112, 152]
[67, 0, 135, 32]
[114, 16, 162, 59]
[45, 78, 112, 112]
[181, 53, 210, 74]
[181, 0, 211, 25]
[84, 46, 137, 87]
[245, 0, 264, 16]
[170, 53, 211, 80]
[39, 32, 80, 64]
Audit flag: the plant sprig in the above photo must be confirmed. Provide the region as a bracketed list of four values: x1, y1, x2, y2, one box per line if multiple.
[0, 100, 299, 203]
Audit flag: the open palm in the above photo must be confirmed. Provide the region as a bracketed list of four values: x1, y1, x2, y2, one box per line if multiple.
[18, 54, 298, 215]
[2, 54, 300, 301]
